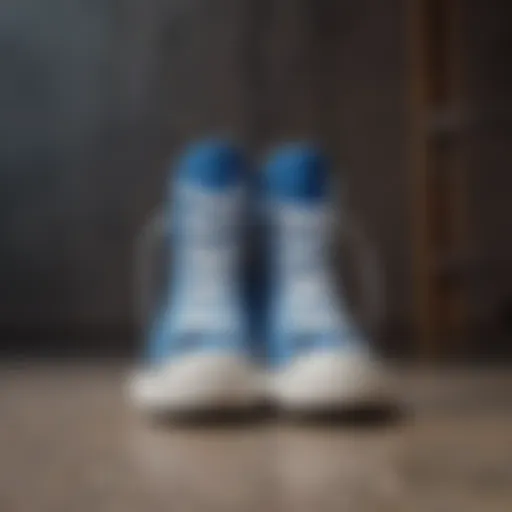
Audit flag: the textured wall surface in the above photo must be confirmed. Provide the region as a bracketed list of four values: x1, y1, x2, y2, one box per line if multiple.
[464, 0, 512, 354]
[0, 0, 408, 348]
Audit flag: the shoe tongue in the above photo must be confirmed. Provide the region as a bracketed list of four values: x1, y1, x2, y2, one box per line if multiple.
[174, 138, 246, 191]
[264, 144, 329, 203]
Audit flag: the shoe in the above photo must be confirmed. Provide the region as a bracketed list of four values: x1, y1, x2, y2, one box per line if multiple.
[129, 139, 261, 414]
[262, 143, 388, 411]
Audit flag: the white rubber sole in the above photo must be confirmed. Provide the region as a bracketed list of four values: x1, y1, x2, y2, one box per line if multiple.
[270, 351, 390, 411]
[128, 353, 263, 414]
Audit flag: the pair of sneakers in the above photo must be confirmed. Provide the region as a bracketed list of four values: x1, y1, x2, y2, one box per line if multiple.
[129, 139, 387, 414]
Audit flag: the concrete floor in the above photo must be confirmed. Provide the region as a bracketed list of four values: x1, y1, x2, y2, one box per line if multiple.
[0, 362, 511, 511]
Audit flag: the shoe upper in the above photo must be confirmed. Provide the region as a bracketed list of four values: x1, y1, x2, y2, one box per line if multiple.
[262, 143, 371, 368]
[144, 139, 251, 365]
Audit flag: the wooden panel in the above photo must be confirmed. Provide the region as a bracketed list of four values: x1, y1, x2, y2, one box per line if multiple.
[408, 0, 469, 358]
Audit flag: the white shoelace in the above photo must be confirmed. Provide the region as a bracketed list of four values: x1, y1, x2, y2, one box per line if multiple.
[174, 186, 242, 331]
[274, 204, 342, 331]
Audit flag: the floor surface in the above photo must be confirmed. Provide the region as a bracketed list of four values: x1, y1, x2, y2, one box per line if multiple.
[0, 361, 511, 511]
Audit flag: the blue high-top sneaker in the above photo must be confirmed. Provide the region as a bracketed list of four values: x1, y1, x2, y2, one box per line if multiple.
[130, 140, 260, 413]
[262, 144, 387, 410]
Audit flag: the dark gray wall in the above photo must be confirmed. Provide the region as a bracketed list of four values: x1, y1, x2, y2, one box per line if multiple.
[0, 0, 410, 349]
[466, 0, 512, 350]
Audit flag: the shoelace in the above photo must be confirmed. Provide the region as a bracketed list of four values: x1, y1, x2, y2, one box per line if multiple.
[175, 187, 242, 329]
[273, 205, 342, 330]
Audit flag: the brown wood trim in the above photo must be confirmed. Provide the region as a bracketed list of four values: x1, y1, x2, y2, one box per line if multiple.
[407, 0, 469, 359]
